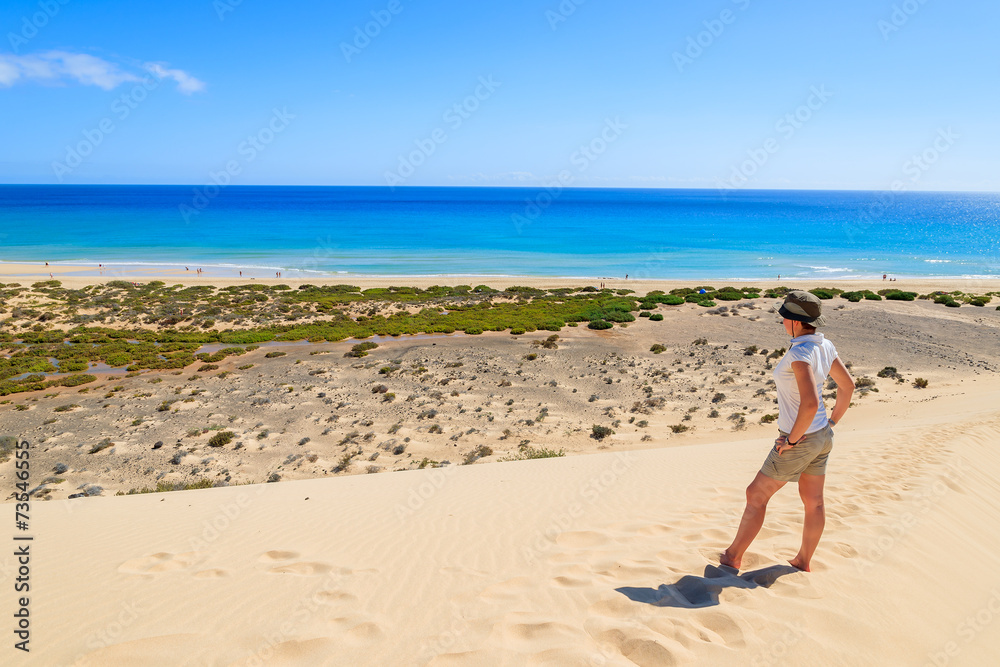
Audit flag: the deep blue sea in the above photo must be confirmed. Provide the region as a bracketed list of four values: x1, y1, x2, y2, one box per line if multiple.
[1, 185, 998, 280]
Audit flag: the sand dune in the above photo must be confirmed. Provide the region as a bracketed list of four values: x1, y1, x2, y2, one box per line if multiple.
[20, 373, 1000, 666]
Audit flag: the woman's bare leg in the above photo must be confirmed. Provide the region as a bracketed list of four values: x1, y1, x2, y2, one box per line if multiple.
[721, 472, 785, 569]
[789, 472, 825, 572]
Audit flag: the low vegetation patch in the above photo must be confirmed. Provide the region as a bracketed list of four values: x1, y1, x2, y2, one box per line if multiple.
[591, 424, 614, 440]
[207, 431, 236, 447]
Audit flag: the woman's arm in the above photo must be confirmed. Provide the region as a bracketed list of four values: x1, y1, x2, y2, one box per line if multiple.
[827, 356, 855, 425]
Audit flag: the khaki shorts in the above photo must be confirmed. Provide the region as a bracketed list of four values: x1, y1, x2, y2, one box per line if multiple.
[760, 423, 834, 482]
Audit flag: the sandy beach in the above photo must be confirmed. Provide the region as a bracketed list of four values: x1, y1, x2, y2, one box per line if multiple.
[4, 261, 1000, 293]
[3, 270, 1000, 665]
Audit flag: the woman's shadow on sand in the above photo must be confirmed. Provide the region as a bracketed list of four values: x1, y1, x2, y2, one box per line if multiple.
[616, 564, 798, 608]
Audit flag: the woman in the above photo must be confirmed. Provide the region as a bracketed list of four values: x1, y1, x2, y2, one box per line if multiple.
[721, 290, 855, 572]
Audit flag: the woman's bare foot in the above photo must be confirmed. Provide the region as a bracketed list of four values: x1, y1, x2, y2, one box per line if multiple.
[719, 549, 741, 570]
[788, 556, 810, 572]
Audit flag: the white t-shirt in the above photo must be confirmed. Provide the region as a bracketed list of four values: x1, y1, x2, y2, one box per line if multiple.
[773, 332, 839, 434]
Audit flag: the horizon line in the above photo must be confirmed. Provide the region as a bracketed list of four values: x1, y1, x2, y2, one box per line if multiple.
[2, 183, 999, 195]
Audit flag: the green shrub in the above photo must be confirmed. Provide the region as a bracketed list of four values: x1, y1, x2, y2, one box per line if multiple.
[60, 374, 96, 388]
[884, 290, 917, 301]
[588, 320, 613, 330]
[591, 425, 614, 440]
[841, 290, 881, 302]
[89, 438, 113, 454]
[500, 446, 565, 461]
[105, 352, 131, 367]
[264, 351, 286, 358]
[59, 359, 89, 372]
[914, 377, 928, 388]
[650, 344, 666, 354]
[760, 414, 778, 424]
[649, 313, 664, 321]
[0, 436, 17, 464]
[346, 341, 378, 357]
[208, 431, 235, 447]
[639, 311, 651, 318]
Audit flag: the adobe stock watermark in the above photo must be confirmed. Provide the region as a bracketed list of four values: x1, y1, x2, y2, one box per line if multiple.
[383, 76, 501, 188]
[845, 127, 958, 242]
[510, 116, 628, 233]
[854, 456, 965, 575]
[545, 0, 587, 31]
[394, 463, 460, 522]
[83, 601, 145, 653]
[715, 85, 833, 192]
[673, 0, 752, 73]
[240, 567, 351, 666]
[51, 66, 176, 182]
[520, 451, 635, 565]
[878, 0, 932, 41]
[6, 0, 71, 53]
[179, 107, 295, 222]
[341, 0, 405, 63]
[925, 589, 1000, 667]
[213, 0, 245, 21]
[187, 484, 268, 552]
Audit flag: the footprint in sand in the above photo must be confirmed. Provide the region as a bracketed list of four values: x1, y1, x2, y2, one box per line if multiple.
[328, 616, 384, 644]
[552, 575, 590, 589]
[636, 523, 676, 537]
[118, 551, 203, 575]
[194, 568, 229, 579]
[488, 616, 583, 652]
[592, 628, 680, 667]
[697, 547, 764, 569]
[268, 561, 333, 576]
[316, 590, 359, 605]
[689, 611, 747, 648]
[257, 549, 335, 576]
[832, 542, 859, 558]
[257, 549, 299, 562]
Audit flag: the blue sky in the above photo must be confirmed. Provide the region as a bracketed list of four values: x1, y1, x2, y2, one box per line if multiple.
[0, 0, 997, 190]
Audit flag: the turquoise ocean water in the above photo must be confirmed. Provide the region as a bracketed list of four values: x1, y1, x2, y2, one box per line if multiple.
[1, 186, 997, 280]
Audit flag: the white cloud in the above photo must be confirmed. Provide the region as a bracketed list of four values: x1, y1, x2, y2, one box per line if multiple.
[144, 62, 206, 94]
[0, 51, 204, 93]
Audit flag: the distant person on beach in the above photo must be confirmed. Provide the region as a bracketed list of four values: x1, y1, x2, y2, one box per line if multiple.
[883, 274, 887, 281]
[721, 290, 855, 572]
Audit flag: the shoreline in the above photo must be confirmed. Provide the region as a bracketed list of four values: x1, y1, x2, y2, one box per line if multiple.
[3, 261, 1000, 292]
